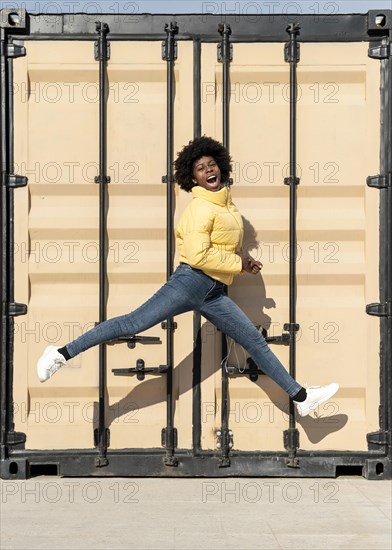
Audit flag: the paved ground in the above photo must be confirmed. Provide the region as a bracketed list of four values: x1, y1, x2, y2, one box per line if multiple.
[1, 476, 391, 549]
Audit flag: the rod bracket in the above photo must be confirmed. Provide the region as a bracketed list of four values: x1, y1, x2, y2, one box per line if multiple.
[162, 21, 178, 61]
[161, 175, 174, 184]
[366, 302, 392, 318]
[161, 426, 178, 449]
[6, 302, 27, 317]
[161, 320, 177, 331]
[284, 428, 300, 468]
[94, 176, 111, 184]
[217, 42, 233, 63]
[284, 42, 300, 63]
[93, 428, 110, 451]
[162, 41, 177, 61]
[283, 323, 300, 332]
[94, 21, 110, 61]
[217, 23, 232, 63]
[94, 41, 110, 61]
[367, 173, 392, 189]
[216, 428, 233, 453]
[4, 173, 28, 188]
[6, 43, 26, 58]
[284, 176, 300, 186]
[284, 23, 301, 63]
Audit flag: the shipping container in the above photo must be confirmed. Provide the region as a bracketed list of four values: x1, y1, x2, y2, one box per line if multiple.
[0, 9, 391, 479]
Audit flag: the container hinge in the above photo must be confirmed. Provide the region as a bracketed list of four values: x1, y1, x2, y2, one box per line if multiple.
[6, 43, 26, 59]
[366, 302, 392, 318]
[4, 174, 28, 188]
[368, 42, 391, 59]
[161, 319, 177, 331]
[6, 431, 26, 446]
[367, 430, 391, 447]
[284, 176, 300, 186]
[161, 426, 178, 448]
[367, 173, 392, 189]
[7, 302, 27, 317]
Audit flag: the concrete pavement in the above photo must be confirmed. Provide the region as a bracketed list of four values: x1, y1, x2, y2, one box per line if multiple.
[1, 476, 391, 549]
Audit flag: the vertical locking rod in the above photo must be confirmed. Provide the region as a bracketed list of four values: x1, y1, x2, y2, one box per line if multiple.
[192, 37, 203, 454]
[218, 23, 232, 468]
[384, 28, 392, 461]
[94, 21, 110, 468]
[162, 21, 178, 466]
[283, 23, 301, 468]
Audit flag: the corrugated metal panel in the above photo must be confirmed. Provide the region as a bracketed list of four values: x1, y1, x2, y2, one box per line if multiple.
[12, 40, 380, 453]
[224, 42, 380, 451]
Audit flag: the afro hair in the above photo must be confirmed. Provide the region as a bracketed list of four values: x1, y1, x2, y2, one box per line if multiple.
[174, 136, 232, 192]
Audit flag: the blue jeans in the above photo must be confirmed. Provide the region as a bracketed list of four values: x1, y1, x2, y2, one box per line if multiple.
[65, 263, 302, 397]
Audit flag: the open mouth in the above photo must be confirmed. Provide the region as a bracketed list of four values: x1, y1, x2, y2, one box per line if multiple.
[206, 175, 218, 184]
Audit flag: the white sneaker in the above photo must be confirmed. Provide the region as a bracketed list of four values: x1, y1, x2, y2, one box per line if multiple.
[295, 383, 339, 417]
[37, 345, 67, 383]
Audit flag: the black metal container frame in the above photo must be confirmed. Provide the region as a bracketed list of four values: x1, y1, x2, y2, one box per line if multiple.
[0, 9, 391, 480]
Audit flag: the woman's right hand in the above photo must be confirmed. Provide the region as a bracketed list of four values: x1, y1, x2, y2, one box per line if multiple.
[241, 255, 263, 274]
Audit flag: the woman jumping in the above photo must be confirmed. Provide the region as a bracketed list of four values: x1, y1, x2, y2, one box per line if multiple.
[37, 136, 339, 417]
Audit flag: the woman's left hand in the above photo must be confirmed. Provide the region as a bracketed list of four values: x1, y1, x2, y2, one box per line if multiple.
[241, 255, 263, 274]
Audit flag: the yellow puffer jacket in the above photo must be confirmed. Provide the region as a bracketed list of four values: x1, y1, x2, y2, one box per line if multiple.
[175, 185, 244, 285]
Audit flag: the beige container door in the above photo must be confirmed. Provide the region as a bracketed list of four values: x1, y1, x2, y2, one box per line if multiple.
[13, 40, 195, 449]
[13, 39, 380, 453]
[199, 42, 380, 451]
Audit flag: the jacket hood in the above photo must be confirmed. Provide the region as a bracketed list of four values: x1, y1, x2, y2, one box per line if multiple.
[191, 185, 231, 206]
